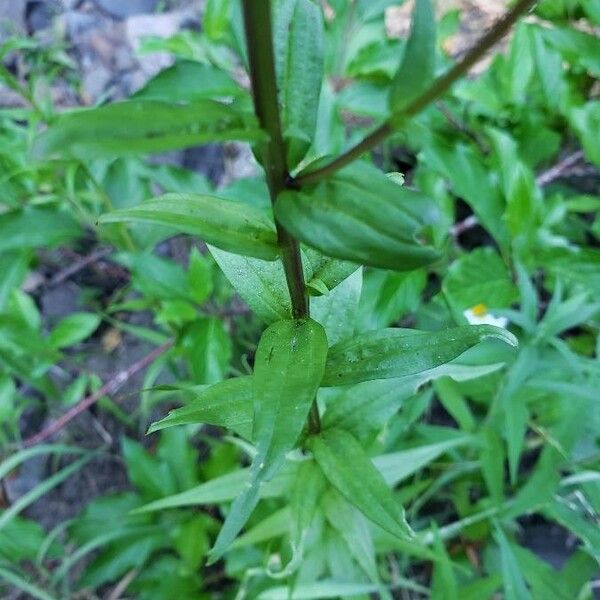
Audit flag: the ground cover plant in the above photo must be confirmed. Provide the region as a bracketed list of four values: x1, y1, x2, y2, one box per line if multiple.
[1, 0, 600, 598]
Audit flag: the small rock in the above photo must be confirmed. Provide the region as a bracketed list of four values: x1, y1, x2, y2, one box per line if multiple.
[26, 0, 62, 33]
[126, 11, 188, 78]
[221, 143, 258, 187]
[114, 44, 135, 70]
[41, 282, 81, 322]
[63, 9, 97, 38]
[183, 145, 226, 186]
[92, 0, 159, 20]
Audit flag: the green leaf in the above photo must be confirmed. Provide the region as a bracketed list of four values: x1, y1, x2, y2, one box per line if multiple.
[570, 101, 600, 167]
[460, 576, 502, 600]
[311, 268, 362, 345]
[179, 317, 232, 384]
[495, 529, 532, 600]
[48, 313, 101, 349]
[133, 60, 243, 102]
[389, 0, 436, 112]
[258, 581, 381, 600]
[133, 466, 294, 514]
[500, 345, 536, 484]
[252, 319, 328, 477]
[322, 489, 386, 594]
[32, 99, 263, 160]
[373, 436, 471, 487]
[0, 567, 59, 600]
[358, 269, 426, 331]
[434, 378, 475, 432]
[0, 252, 29, 311]
[442, 248, 518, 315]
[275, 162, 440, 271]
[0, 453, 93, 532]
[0, 444, 86, 482]
[544, 498, 600, 560]
[512, 546, 578, 600]
[480, 425, 504, 505]
[148, 377, 253, 439]
[121, 437, 177, 501]
[425, 141, 509, 250]
[100, 194, 278, 261]
[0, 207, 79, 253]
[290, 460, 326, 549]
[274, 0, 325, 168]
[187, 247, 213, 304]
[208, 319, 328, 563]
[209, 246, 292, 322]
[430, 526, 458, 600]
[322, 325, 517, 386]
[204, 0, 231, 40]
[543, 25, 600, 78]
[231, 506, 291, 549]
[303, 249, 359, 296]
[309, 428, 413, 541]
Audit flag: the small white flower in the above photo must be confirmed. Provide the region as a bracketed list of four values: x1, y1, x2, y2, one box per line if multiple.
[463, 303, 508, 328]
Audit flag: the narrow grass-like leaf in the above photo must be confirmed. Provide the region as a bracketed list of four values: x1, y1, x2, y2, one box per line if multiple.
[323, 489, 388, 597]
[258, 581, 381, 600]
[374, 436, 471, 487]
[99, 194, 278, 260]
[0, 445, 85, 481]
[277, 0, 325, 167]
[390, 0, 436, 112]
[133, 466, 295, 514]
[231, 507, 290, 549]
[290, 461, 326, 547]
[208, 319, 328, 563]
[275, 162, 440, 271]
[495, 529, 532, 600]
[32, 99, 263, 160]
[310, 428, 413, 541]
[323, 325, 517, 386]
[148, 376, 253, 439]
[0, 453, 93, 531]
[0, 567, 59, 600]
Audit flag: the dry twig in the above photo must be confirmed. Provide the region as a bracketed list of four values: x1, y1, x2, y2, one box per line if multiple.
[22, 342, 172, 448]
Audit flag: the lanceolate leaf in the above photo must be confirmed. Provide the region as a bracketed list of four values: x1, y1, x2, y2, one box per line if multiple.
[209, 246, 292, 322]
[32, 99, 263, 160]
[284, 0, 324, 168]
[275, 162, 440, 271]
[322, 325, 517, 386]
[390, 0, 436, 112]
[134, 466, 295, 514]
[133, 60, 244, 102]
[495, 529, 533, 600]
[252, 319, 328, 477]
[209, 319, 328, 563]
[323, 363, 500, 438]
[147, 376, 253, 439]
[99, 194, 278, 260]
[310, 428, 413, 540]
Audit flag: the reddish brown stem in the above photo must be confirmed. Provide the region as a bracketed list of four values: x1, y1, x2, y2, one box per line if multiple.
[22, 342, 172, 448]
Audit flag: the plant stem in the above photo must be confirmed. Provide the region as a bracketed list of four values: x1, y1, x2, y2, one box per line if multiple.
[292, 0, 537, 187]
[242, 0, 321, 433]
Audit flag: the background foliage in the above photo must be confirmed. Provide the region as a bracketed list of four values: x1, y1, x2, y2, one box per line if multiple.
[1, 0, 600, 598]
